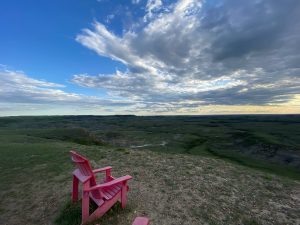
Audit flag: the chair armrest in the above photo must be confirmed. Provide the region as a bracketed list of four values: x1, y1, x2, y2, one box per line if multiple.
[93, 166, 112, 174]
[85, 175, 132, 192]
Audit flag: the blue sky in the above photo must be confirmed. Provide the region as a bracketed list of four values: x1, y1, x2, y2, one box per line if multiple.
[0, 0, 300, 115]
[0, 0, 128, 95]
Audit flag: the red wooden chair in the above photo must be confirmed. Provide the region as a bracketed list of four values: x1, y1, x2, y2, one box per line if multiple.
[70, 151, 132, 224]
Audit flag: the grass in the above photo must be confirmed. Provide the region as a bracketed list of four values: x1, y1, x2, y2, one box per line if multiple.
[55, 201, 133, 225]
[26, 127, 104, 145]
[55, 201, 82, 225]
[0, 115, 300, 224]
[188, 143, 300, 180]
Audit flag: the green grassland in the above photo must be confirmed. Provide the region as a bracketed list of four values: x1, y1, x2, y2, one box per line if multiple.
[2, 115, 299, 178]
[0, 115, 300, 224]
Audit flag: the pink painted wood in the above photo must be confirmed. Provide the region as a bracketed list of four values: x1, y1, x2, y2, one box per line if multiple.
[96, 216, 150, 225]
[132, 217, 150, 225]
[70, 151, 132, 224]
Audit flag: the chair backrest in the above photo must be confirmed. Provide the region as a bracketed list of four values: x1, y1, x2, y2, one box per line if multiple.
[70, 151, 98, 188]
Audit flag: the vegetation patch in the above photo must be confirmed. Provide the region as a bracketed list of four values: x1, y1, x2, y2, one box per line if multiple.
[1, 115, 300, 224]
[27, 128, 104, 146]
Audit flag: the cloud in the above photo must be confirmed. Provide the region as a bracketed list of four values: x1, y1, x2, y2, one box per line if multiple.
[74, 0, 300, 113]
[105, 14, 115, 24]
[144, 0, 163, 21]
[132, 0, 141, 4]
[0, 68, 136, 115]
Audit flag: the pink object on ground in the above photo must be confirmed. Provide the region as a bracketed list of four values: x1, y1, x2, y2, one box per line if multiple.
[70, 151, 132, 224]
[95, 216, 149, 225]
[132, 217, 150, 225]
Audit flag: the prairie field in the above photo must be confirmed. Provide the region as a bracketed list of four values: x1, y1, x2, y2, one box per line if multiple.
[0, 115, 300, 225]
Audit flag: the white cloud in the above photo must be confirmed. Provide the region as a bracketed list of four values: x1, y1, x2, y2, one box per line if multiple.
[73, 0, 300, 113]
[132, 0, 141, 4]
[2, 0, 299, 115]
[1, 69, 65, 88]
[0, 68, 136, 115]
[72, 0, 300, 111]
[144, 0, 163, 21]
[105, 14, 115, 23]
[0, 69, 82, 103]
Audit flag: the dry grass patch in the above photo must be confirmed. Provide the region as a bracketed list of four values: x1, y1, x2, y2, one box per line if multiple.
[1, 142, 300, 225]
[77, 146, 300, 225]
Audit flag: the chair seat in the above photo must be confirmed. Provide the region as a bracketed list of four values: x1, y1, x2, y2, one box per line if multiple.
[90, 183, 123, 206]
[90, 193, 105, 206]
[102, 183, 122, 200]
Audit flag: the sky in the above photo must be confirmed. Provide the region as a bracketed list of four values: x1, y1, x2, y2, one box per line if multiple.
[0, 0, 300, 116]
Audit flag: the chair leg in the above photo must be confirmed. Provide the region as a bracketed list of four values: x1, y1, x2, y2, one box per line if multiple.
[72, 175, 79, 203]
[82, 190, 90, 224]
[121, 183, 127, 208]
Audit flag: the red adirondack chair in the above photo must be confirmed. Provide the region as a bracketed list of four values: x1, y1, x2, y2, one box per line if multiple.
[70, 151, 132, 224]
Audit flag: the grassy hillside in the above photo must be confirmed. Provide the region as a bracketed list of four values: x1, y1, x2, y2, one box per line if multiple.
[1, 115, 299, 178]
[0, 115, 300, 224]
